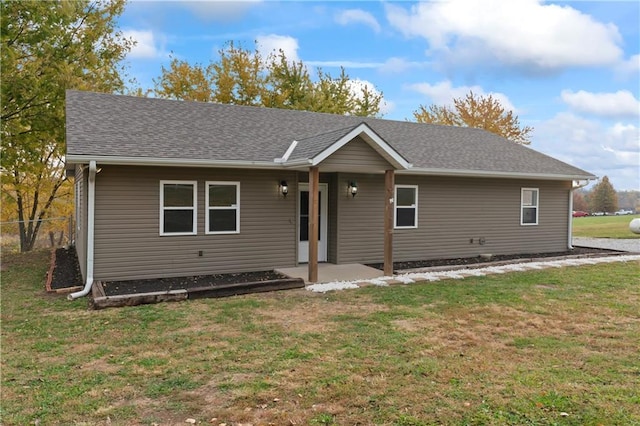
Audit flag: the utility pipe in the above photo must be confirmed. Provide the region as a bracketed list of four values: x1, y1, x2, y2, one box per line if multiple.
[68, 161, 97, 300]
[568, 179, 591, 249]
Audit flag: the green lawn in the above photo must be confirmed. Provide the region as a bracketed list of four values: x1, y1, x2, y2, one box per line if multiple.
[2, 250, 639, 425]
[572, 214, 640, 239]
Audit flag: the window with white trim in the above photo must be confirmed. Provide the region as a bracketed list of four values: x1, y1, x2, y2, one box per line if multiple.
[521, 188, 539, 225]
[395, 185, 418, 229]
[206, 181, 240, 234]
[160, 181, 197, 235]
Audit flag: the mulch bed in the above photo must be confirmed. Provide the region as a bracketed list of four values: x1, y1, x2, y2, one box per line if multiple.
[48, 247, 289, 296]
[50, 245, 619, 295]
[101, 271, 288, 296]
[367, 246, 620, 272]
[48, 246, 83, 290]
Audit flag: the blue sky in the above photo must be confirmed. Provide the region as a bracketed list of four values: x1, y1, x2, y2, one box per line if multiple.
[118, 0, 639, 191]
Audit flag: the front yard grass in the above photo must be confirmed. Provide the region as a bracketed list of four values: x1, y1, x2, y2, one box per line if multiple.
[572, 214, 640, 239]
[2, 250, 639, 425]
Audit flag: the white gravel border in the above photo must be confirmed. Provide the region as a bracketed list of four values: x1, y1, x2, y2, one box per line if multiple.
[306, 255, 640, 293]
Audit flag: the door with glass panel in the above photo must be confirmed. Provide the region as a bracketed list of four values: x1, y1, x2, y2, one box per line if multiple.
[298, 183, 328, 263]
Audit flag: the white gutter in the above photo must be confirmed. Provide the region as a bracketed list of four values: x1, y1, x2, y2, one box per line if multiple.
[399, 167, 597, 182]
[568, 179, 592, 249]
[68, 161, 97, 300]
[66, 155, 278, 169]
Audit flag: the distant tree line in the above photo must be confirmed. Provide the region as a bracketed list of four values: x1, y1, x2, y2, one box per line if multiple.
[573, 176, 639, 214]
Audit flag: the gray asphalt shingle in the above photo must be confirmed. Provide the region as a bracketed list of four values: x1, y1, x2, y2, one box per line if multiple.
[66, 90, 594, 179]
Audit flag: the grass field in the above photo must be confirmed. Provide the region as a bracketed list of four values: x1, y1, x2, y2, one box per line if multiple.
[2, 250, 639, 425]
[572, 214, 640, 239]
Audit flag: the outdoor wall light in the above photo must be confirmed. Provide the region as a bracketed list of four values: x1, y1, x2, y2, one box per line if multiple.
[280, 180, 289, 197]
[348, 181, 358, 197]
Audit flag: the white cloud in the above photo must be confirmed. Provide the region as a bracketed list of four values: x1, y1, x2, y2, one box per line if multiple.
[616, 54, 640, 77]
[122, 30, 167, 59]
[534, 113, 639, 190]
[181, 0, 262, 22]
[256, 34, 300, 62]
[408, 80, 517, 112]
[378, 57, 430, 74]
[346, 79, 394, 115]
[561, 90, 640, 118]
[335, 9, 381, 33]
[385, 0, 623, 72]
[305, 60, 383, 69]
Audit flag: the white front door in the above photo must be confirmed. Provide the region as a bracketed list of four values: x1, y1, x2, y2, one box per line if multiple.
[298, 183, 328, 263]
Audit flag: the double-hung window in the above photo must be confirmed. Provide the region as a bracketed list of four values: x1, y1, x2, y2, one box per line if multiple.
[160, 181, 197, 235]
[395, 185, 418, 229]
[521, 188, 539, 225]
[206, 181, 240, 234]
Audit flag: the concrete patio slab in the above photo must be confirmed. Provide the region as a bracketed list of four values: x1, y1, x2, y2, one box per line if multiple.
[275, 263, 384, 284]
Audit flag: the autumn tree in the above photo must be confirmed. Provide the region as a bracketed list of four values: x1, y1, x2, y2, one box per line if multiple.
[211, 42, 264, 106]
[616, 190, 639, 212]
[413, 91, 533, 144]
[263, 50, 314, 109]
[152, 42, 383, 117]
[153, 57, 213, 102]
[1, 0, 132, 251]
[589, 176, 618, 214]
[572, 190, 589, 212]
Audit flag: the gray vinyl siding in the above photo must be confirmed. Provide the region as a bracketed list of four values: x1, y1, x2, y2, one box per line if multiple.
[74, 165, 88, 281]
[319, 136, 393, 172]
[334, 174, 571, 264]
[327, 174, 338, 263]
[392, 176, 571, 261]
[93, 166, 297, 281]
[335, 173, 386, 264]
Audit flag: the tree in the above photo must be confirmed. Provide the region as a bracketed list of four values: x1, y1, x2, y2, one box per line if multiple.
[413, 91, 533, 144]
[152, 42, 384, 117]
[153, 57, 213, 102]
[589, 176, 618, 214]
[616, 190, 639, 212]
[1, 0, 132, 251]
[572, 190, 589, 212]
[263, 50, 314, 110]
[210, 41, 264, 106]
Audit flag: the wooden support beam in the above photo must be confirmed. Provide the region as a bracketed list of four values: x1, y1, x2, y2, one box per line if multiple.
[384, 169, 395, 276]
[308, 166, 319, 282]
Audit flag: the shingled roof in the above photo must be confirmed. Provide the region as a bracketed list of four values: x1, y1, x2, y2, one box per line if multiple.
[65, 90, 595, 180]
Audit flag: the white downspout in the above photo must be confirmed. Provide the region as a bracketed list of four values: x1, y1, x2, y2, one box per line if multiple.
[68, 161, 97, 300]
[568, 180, 591, 249]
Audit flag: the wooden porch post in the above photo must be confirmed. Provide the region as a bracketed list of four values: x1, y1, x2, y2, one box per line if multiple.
[308, 166, 319, 282]
[384, 169, 395, 276]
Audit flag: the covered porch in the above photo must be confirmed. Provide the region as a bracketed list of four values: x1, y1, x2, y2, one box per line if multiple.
[279, 122, 411, 282]
[276, 263, 384, 284]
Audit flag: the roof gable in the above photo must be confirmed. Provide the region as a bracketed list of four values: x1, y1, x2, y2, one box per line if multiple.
[282, 123, 410, 170]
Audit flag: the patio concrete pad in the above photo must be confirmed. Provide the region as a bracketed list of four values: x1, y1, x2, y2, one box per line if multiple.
[275, 263, 384, 284]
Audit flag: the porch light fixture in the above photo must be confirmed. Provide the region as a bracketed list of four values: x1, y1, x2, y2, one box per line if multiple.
[280, 180, 288, 197]
[348, 181, 358, 197]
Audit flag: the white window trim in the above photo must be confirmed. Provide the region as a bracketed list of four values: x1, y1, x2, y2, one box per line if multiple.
[520, 187, 539, 226]
[205, 181, 240, 235]
[160, 180, 197, 236]
[394, 184, 418, 229]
